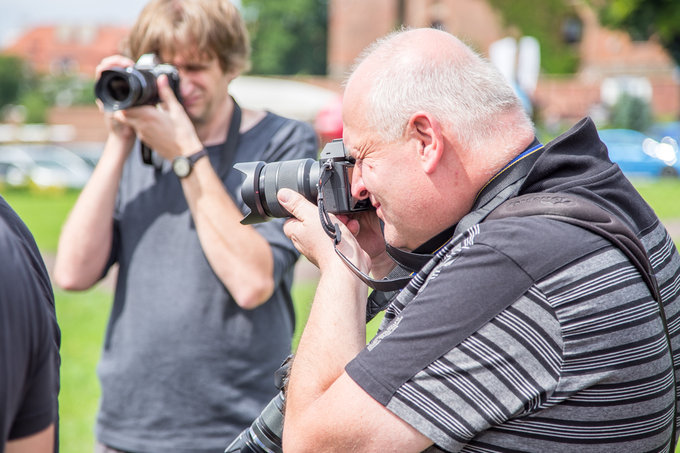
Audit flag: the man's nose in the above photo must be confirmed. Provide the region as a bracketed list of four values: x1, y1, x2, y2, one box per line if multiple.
[178, 70, 193, 96]
[350, 166, 369, 200]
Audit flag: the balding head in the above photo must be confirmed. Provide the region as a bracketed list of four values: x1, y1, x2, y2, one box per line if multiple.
[350, 28, 471, 78]
[344, 28, 533, 158]
[340, 28, 537, 246]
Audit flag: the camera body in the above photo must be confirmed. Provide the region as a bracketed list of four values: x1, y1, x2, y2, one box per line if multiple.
[236, 139, 372, 224]
[95, 54, 181, 111]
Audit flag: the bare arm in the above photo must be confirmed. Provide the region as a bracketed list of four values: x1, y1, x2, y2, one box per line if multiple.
[179, 158, 277, 308]
[53, 135, 132, 290]
[116, 75, 277, 309]
[54, 56, 137, 291]
[278, 190, 432, 452]
[5, 424, 54, 453]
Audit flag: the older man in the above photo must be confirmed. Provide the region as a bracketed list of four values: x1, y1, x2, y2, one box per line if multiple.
[279, 28, 680, 452]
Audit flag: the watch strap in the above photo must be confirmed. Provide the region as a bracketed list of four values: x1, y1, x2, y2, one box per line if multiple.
[187, 147, 208, 165]
[173, 147, 208, 178]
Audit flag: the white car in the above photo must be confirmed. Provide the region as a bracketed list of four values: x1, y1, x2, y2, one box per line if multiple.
[0, 144, 93, 189]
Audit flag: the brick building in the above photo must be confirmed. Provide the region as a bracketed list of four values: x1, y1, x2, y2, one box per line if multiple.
[327, 0, 680, 123]
[2, 1, 678, 140]
[2, 25, 128, 77]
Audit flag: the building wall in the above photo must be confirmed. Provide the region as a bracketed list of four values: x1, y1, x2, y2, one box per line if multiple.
[405, 0, 505, 52]
[327, 0, 680, 121]
[3, 25, 128, 77]
[328, 0, 397, 79]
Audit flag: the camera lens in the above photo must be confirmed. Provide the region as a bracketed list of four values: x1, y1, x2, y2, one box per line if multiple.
[224, 392, 285, 453]
[235, 159, 320, 224]
[94, 68, 156, 111]
[106, 75, 131, 102]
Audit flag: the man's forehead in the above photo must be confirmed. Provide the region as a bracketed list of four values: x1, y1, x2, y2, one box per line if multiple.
[342, 125, 359, 156]
[343, 129, 377, 160]
[160, 48, 213, 65]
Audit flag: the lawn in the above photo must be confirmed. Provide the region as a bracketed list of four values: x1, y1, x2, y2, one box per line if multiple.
[1, 186, 378, 452]
[2, 179, 680, 452]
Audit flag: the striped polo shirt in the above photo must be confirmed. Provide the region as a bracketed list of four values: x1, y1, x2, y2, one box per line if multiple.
[346, 118, 680, 452]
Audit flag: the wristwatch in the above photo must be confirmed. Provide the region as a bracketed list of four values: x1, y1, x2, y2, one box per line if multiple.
[172, 148, 208, 178]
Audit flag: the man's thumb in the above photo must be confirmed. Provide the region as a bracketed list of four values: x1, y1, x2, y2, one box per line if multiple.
[157, 74, 180, 107]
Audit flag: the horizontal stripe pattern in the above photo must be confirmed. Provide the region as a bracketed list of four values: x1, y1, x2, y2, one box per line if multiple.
[385, 221, 680, 452]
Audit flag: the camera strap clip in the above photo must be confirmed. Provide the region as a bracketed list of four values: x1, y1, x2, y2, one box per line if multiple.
[317, 161, 413, 292]
[318, 159, 342, 245]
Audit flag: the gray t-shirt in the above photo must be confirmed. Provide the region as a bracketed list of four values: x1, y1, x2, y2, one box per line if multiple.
[95, 111, 317, 453]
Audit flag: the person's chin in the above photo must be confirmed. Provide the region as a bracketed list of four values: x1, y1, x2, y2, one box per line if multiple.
[185, 106, 200, 120]
[183, 102, 202, 119]
[383, 228, 406, 251]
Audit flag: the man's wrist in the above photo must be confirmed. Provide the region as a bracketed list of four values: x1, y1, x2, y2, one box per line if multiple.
[172, 148, 208, 178]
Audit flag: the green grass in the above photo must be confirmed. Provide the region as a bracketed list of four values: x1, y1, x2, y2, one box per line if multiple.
[55, 287, 112, 453]
[1, 187, 79, 252]
[1, 181, 679, 452]
[631, 178, 680, 220]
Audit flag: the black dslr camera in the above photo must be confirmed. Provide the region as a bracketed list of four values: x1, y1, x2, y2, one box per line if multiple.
[225, 390, 286, 452]
[224, 357, 291, 453]
[94, 54, 182, 165]
[236, 139, 372, 224]
[94, 53, 181, 111]
[226, 140, 372, 452]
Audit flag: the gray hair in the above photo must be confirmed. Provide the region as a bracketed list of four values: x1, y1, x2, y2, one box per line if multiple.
[351, 29, 532, 152]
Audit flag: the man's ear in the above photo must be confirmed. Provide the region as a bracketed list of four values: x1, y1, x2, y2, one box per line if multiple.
[407, 112, 443, 174]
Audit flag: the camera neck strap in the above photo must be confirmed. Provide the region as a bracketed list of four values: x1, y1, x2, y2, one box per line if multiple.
[316, 140, 546, 293]
[215, 98, 242, 178]
[316, 160, 420, 292]
[142, 96, 242, 172]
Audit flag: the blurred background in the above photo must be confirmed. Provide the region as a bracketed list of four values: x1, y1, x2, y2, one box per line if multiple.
[1, 0, 680, 451]
[2, 0, 680, 175]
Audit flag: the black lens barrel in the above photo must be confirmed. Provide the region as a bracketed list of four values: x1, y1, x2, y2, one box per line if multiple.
[224, 392, 285, 453]
[95, 68, 158, 111]
[235, 159, 319, 224]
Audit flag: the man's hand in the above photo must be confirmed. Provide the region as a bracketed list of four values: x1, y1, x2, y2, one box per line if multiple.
[337, 210, 394, 278]
[114, 74, 202, 161]
[278, 188, 371, 274]
[95, 55, 137, 153]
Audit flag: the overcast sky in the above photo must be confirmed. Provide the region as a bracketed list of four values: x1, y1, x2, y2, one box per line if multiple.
[0, 0, 241, 48]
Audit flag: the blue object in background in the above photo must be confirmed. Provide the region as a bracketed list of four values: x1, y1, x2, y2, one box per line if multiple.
[598, 128, 680, 179]
[647, 121, 680, 143]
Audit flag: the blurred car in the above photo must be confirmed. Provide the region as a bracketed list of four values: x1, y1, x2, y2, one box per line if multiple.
[0, 144, 94, 189]
[0, 160, 32, 187]
[646, 121, 680, 144]
[64, 142, 103, 168]
[598, 128, 680, 179]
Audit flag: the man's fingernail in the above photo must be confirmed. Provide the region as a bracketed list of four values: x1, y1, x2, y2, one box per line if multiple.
[278, 189, 290, 202]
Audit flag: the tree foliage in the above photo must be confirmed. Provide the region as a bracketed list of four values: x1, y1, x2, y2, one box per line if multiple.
[241, 0, 328, 75]
[609, 93, 652, 131]
[596, 0, 680, 66]
[0, 55, 34, 108]
[486, 0, 581, 74]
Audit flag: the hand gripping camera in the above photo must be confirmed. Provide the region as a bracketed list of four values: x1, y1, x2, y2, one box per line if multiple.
[236, 139, 372, 225]
[226, 140, 372, 453]
[94, 53, 181, 111]
[94, 54, 182, 165]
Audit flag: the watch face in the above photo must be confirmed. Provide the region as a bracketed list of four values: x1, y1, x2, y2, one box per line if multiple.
[173, 157, 191, 178]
